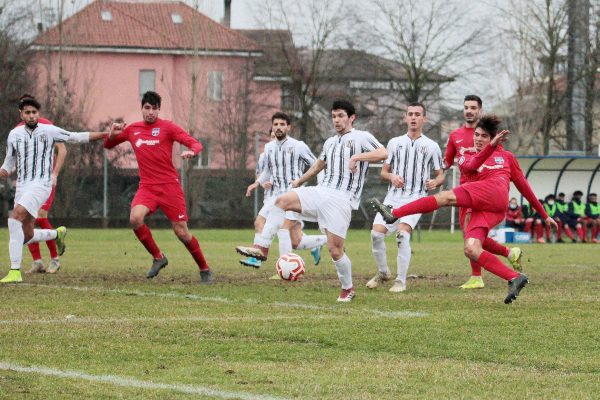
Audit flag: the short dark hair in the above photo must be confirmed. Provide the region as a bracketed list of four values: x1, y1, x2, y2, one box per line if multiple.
[407, 102, 426, 116]
[18, 96, 41, 111]
[476, 114, 501, 138]
[271, 112, 291, 125]
[141, 91, 161, 108]
[558, 192, 565, 197]
[589, 193, 597, 198]
[573, 190, 583, 197]
[545, 194, 556, 202]
[464, 95, 482, 107]
[331, 99, 355, 117]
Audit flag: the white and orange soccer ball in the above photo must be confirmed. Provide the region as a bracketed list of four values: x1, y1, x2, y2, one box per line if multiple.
[275, 253, 306, 281]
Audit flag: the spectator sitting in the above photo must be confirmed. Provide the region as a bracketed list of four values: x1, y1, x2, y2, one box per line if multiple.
[505, 197, 524, 230]
[556, 192, 576, 242]
[567, 190, 587, 242]
[543, 194, 564, 243]
[523, 201, 545, 243]
[585, 193, 600, 243]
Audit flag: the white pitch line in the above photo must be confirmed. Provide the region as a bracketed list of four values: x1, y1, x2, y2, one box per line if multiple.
[0, 361, 289, 400]
[21, 283, 429, 318]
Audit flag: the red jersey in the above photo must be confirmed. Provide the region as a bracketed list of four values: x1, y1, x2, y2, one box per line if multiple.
[444, 125, 475, 182]
[104, 118, 203, 185]
[458, 144, 548, 219]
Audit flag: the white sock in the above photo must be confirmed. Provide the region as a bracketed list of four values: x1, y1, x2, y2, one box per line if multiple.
[25, 229, 57, 245]
[371, 230, 389, 274]
[253, 233, 261, 246]
[295, 234, 327, 250]
[255, 206, 285, 248]
[334, 253, 353, 289]
[8, 218, 24, 270]
[396, 231, 412, 284]
[277, 229, 293, 256]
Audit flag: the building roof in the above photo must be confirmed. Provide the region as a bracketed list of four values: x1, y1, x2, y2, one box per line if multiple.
[300, 49, 449, 82]
[34, 0, 260, 53]
[237, 29, 299, 79]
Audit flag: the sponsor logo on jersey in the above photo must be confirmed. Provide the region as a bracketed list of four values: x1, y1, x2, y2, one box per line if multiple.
[133, 131, 142, 136]
[345, 140, 355, 148]
[151, 128, 160, 137]
[458, 156, 465, 165]
[39, 134, 48, 143]
[135, 138, 160, 148]
[494, 157, 505, 164]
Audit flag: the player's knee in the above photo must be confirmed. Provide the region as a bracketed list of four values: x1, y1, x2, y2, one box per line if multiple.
[371, 229, 384, 245]
[274, 196, 288, 209]
[463, 241, 479, 260]
[129, 215, 144, 228]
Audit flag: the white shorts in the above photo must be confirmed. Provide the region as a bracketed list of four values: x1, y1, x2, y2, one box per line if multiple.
[14, 182, 53, 219]
[258, 195, 306, 222]
[372, 194, 423, 234]
[294, 186, 352, 239]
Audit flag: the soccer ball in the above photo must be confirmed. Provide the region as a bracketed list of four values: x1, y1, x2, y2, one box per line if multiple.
[275, 253, 306, 281]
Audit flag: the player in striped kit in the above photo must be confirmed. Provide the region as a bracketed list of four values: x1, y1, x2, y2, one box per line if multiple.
[0, 97, 109, 283]
[237, 112, 327, 269]
[367, 103, 445, 293]
[237, 100, 387, 302]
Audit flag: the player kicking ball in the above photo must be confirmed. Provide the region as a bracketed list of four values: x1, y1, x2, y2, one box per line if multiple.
[0, 96, 109, 283]
[371, 115, 556, 304]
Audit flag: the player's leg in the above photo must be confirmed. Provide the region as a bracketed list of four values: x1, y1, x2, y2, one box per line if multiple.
[130, 203, 166, 278]
[367, 223, 391, 289]
[1, 205, 35, 283]
[171, 221, 212, 284]
[371, 189, 462, 224]
[26, 210, 45, 274]
[236, 191, 302, 261]
[38, 193, 60, 272]
[390, 223, 414, 293]
[278, 218, 297, 257]
[327, 231, 355, 303]
[240, 208, 268, 268]
[460, 210, 484, 289]
[291, 220, 327, 265]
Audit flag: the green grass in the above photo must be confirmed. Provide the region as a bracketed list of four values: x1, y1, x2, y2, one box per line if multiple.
[0, 228, 599, 399]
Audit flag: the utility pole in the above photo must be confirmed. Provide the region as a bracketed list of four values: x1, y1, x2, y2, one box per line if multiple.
[566, 0, 590, 152]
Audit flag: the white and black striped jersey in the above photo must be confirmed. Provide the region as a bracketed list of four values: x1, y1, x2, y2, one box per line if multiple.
[255, 152, 273, 201]
[319, 128, 384, 209]
[258, 137, 316, 197]
[2, 123, 90, 185]
[385, 134, 442, 200]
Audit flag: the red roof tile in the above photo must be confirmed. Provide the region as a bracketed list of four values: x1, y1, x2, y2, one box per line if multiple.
[34, 0, 260, 52]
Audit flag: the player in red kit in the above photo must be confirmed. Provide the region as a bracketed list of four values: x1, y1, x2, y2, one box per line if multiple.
[443, 95, 521, 290]
[372, 115, 557, 304]
[105, 91, 212, 284]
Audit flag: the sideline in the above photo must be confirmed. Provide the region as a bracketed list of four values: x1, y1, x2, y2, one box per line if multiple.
[0, 361, 288, 399]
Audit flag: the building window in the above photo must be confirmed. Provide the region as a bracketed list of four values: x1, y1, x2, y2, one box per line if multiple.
[139, 70, 155, 99]
[207, 71, 223, 101]
[196, 139, 211, 168]
[281, 84, 299, 111]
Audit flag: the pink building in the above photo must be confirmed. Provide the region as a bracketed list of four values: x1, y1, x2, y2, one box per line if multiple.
[31, 0, 288, 169]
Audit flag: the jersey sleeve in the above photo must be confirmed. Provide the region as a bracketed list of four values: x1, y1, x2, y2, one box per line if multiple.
[170, 123, 203, 154]
[1, 133, 17, 172]
[384, 138, 395, 165]
[432, 143, 443, 170]
[509, 154, 548, 219]
[359, 132, 384, 152]
[49, 126, 90, 143]
[319, 139, 331, 162]
[298, 142, 316, 168]
[443, 134, 456, 169]
[104, 126, 130, 149]
[255, 153, 265, 176]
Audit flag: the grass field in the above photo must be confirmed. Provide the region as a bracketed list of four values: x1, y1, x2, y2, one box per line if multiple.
[0, 228, 598, 399]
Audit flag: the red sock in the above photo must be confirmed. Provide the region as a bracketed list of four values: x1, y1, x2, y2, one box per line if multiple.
[133, 225, 162, 259]
[254, 245, 269, 258]
[524, 219, 532, 232]
[185, 236, 209, 270]
[592, 225, 598, 240]
[577, 226, 585, 241]
[28, 242, 42, 261]
[545, 225, 551, 240]
[564, 226, 575, 240]
[392, 195, 439, 218]
[469, 259, 482, 277]
[557, 221, 563, 239]
[477, 251, 519, 281]
[37, 218, 58, 258]
[483, 237, 510, 258]
[535, 223, 544, 240]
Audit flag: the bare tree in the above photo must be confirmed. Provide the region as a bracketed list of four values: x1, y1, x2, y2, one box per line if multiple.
[497, 0, 569, 155]
[365, 0, 479, 105]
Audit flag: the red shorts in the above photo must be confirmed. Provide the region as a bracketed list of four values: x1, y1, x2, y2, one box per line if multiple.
[458, 207, 472, 229]
[132, 183, 188, 222]
[40, 185, 56, 211]
[453, 178, 508, 214]
[464, 210, 505, 239]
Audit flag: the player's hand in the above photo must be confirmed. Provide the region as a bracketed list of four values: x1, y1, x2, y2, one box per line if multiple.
[545, 217, 558, 229]
[109, 122, 125, 138]
[246, 182, 259, 197]
[181, 150, 195, 159]
[0, 169, 8, 179]
[262, 181, 273, 190]
[390, 174, 404, 188]
[425, 179, 437, 190]
[491, 130, 510, 146]
[291, 179, 300, 188]
[349, 156, 358, 173]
